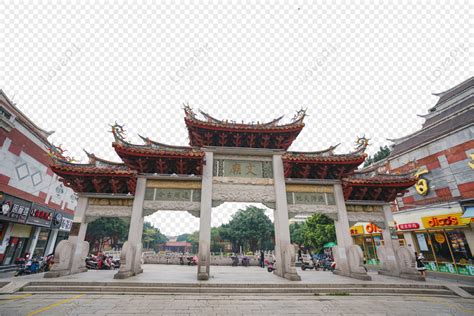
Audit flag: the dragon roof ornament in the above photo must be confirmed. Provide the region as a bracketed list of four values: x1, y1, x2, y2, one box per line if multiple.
[183, 105, 305, 127]
[47, 143, 76, 164]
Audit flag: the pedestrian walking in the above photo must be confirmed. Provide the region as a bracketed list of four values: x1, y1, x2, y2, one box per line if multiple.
[415, 252, 427, 277]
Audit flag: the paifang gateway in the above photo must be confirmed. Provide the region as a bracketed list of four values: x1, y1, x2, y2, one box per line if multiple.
[45, 106, 422, 282]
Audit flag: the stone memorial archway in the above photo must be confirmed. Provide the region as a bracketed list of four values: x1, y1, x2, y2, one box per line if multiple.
[45, 108, 422, 281]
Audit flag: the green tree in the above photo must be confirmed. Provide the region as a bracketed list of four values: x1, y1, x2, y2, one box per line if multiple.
[364, 145, 391, 167]
[290, 222, 305, 246]
[176, 233, 190, 242]
[85, 217, 129, 252]
[302, 214, 336, 254]
[186, 231, 199, 253]
[142, 222, 168, 251]
[227, 206, 274, 252]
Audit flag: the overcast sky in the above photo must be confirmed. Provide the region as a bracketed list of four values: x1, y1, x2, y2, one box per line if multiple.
[1, 0, 471, 235]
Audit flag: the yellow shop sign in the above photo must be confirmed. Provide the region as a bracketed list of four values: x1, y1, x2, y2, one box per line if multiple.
[421, 213, 470, 229]
[350, 225, 364, 235]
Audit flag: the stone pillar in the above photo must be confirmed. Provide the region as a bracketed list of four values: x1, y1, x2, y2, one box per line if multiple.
[45, 196, 89, 278]
[272, 154, 301, 281]
[26, 227, 41, 256]
[44, 228, 59, 256]
[70, 196, 90, 274]
[197, 151, 213, 280]
[115, 177, 146, 279]
[378, 204, 424, 281]
[333, 184, 371, 280]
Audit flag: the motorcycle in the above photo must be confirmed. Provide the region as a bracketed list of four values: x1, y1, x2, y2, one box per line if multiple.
[187, 255, 198, 266]
[14, 254, 41, 276]
[40, 254, 54, 272]
[231, 255, 239, 267]
[241, 256, 250, 267]
[264, 258, 275, 272]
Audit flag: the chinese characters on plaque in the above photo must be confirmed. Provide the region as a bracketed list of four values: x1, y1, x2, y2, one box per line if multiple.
[213, 159, 273, 178]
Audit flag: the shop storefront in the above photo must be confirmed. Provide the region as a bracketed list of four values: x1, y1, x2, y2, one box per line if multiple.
[395, 208, 474, 276]
[27, 203, 55, 257]
[0, 193, 33, 264]
[53, 212, 73, 252]
[350, 223, 383, 265]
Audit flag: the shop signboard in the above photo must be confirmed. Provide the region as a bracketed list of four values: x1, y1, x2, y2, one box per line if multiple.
[457, 265, 474, 276]
[59, 216, 73, 232]
[0, 193, 31, 223]
[425, 261, 437, 271]
[421, 212, 470, 229]
[350, 225, 364, 235]
[27, 203, 54, 227]
[397, 222, 420, 230]
[438, 263, 456, 274]
[51, 212, 63, 229]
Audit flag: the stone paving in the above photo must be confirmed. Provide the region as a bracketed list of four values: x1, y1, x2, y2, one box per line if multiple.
[2, 264, 473, 286]
[0, 265, 473, 315]
[0, 293, 474, 315]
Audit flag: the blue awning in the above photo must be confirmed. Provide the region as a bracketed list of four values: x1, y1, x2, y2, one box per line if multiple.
[462, 206, 474, 218]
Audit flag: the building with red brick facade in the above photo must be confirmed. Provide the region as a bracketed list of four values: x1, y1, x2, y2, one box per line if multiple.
[388, 77, 474, 276]
[0, 91, 75, 267]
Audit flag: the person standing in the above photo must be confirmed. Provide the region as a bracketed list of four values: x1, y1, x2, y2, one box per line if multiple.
[415, 252, 427, 277]
[259, 250, 265, 268]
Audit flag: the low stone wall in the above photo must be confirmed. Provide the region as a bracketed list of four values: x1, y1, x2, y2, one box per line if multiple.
[143, 254, 272, 266]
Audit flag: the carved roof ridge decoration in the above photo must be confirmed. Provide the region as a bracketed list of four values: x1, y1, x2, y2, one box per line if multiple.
[345, 170, 416, 184]
[110, 122, 203, 158]
[83, 149, 129, 170]
[137, 135, 200, 152]
[184, 105, 306, 130]
[283, 143, 368, 162]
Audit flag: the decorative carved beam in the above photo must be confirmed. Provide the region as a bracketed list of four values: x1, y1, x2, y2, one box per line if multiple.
[127, 178, 137, 194]
[109, 178, 121, 193]
[176, 159, 187, 174]
[283, 161, 292, 178]
[136, 158, 148, 173]
[261, 135, 270, 148]
[92, 178, 104, 193]
[315, 165, 329, 179]
[299, 164, 311, 178]
[233, 133, 242, 147]
[355, 187, 368, 200]
[248, 134, 256, 147]
[156, 159, 167, 174]
[204, 132, 213, 146]
[218, 133, 227, 146]
[370, 187, 383, 201]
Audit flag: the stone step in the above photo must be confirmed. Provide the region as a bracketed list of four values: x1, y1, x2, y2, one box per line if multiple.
[24, 281, 447, 290]
[20, 285, 455, 296]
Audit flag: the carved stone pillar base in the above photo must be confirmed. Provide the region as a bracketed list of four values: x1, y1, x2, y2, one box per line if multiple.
[333, 245, 372, 281]
[197, 272, 209, 281]
[44, 240, 89, 278]
[114, 241, 143, 280]
[283, 272, 302, 281]
[114, 268, 143, 279]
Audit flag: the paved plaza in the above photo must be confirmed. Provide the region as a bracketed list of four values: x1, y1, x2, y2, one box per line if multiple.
[0, 265, 473, 315]
[0, 292, 474, 316]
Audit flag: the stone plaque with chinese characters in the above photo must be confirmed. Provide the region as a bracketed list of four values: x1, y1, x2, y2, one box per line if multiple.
[213, 159, 273, 178]
[145, 188, 201, 202]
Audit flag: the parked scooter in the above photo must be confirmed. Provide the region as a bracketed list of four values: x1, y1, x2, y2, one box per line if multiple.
[40, 254, 54, 272]
[187, 255, 198, 266]
[301, 254, 316, 271]
[264, 258, 275, 272]
[241, 256, 250, 267]
[231, 255, 239, 266]
[14, 254, 41, 276]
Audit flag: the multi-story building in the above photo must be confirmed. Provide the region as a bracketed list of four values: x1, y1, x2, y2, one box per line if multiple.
[0, 91, 75, 266]
[388, 77, 474, 276]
